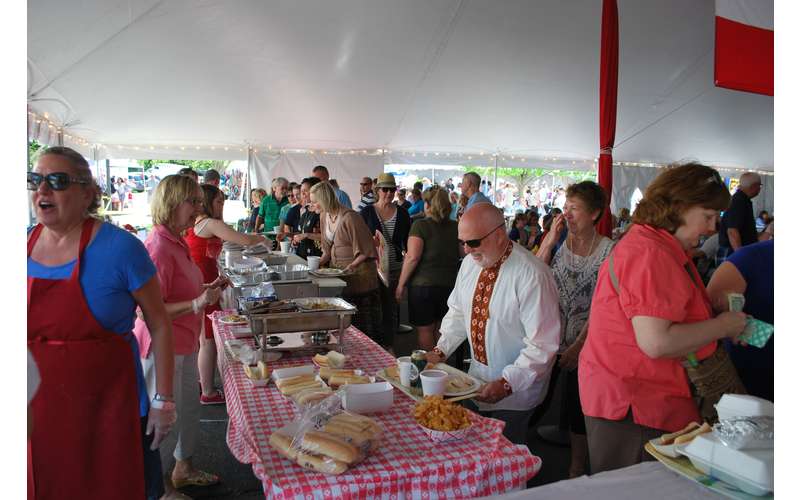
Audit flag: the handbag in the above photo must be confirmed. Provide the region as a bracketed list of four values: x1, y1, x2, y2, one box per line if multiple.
[607, 252, 746, 423]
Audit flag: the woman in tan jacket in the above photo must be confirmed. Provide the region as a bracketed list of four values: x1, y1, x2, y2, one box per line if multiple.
[310, 182, 383, 346]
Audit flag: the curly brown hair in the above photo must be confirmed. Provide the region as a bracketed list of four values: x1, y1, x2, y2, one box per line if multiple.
[632, 162, 730, 233]
[566, 181, 607, 225]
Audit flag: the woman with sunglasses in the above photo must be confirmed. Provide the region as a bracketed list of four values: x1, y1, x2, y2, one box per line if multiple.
[360, 173, 411, 351]
[27, 147, 176, 499]
[578, 163, 748, 474]
[134, 175, 225, 498]
[278, 182, 301, 237]
[395, 187, 460, 350]
[310, 181, 383, 345]
[185, 185, 267, 406]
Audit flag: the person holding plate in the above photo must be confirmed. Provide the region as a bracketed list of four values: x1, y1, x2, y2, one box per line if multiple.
[185, 184, 266, 406]
[427, 204, 561, 445]
[27, 147, 176, 499]
[310, 181, 383, 345]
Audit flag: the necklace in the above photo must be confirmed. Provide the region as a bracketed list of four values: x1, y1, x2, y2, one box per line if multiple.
[566, 230, 598, 271]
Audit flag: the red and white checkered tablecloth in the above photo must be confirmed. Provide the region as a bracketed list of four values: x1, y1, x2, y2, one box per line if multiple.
[211, 310, 542, 499]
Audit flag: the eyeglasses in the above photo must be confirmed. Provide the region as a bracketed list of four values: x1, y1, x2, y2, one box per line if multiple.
[458, 223, 505, 248]
[27, 172, 90, 191]
[379, 187, 396, 193]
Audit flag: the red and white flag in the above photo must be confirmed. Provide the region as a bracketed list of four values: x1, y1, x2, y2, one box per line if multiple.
[715, 0, 773, 96]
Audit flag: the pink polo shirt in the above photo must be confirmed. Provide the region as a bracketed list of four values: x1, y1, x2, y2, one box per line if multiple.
[134, 225, 203, 357]
[578, 224, 716, 432]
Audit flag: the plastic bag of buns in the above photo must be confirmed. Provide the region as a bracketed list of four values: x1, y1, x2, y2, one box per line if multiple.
[268, 392, 384, 474]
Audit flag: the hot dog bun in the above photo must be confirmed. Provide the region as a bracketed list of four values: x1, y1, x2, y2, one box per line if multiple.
[299, 431, 361, 464]
[275, 373, 316, 389]
[673, 422, 712, 445]
[296, 451, 348, 475]
[268, 432, 297, 460]
[281, 380, 326, 397]
[660, 422, 701, 445]
[328, 374, 371, 388]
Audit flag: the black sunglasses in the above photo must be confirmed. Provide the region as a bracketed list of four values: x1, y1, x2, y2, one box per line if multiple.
[379, 187, 396, 193]
[458, 223, 505, 248]
[28, 172, 90, 191]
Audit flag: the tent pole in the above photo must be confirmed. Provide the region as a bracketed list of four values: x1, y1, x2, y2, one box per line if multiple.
[493, 155, 498, 204]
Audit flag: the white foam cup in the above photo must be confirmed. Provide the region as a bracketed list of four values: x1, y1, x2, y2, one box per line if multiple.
[397, 356, 414, 387]
[307, 256, 321, 271]
[420, 369, 448, 396]
[279, 241, 291, 253]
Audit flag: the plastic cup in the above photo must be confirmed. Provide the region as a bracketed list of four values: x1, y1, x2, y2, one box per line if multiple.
[279, 241, 290, 253]
[307, 256, 321, 271]
[273, 225, 282, 233]
[397, 356, 415, 387]
[420, 369, 448, 396]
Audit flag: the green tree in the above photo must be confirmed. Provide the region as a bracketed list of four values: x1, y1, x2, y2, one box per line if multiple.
[28, 139, 42, 169]
[136, 159, 231, 173]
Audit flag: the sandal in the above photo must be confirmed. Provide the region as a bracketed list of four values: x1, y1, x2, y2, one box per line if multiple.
[171, 469, 220, 489]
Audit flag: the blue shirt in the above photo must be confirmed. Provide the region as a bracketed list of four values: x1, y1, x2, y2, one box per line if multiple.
[335, 188, 353, 209]
[408, 199, 425, 216]
[466, 191, 492, 209]
[723, 240, 774, 401]
[27, 222, 157, 416]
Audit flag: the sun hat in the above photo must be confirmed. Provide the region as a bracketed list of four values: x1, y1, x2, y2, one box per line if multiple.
[375, 173, 397, 189]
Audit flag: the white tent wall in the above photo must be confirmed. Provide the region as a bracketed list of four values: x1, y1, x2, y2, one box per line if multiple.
[251, 152, 384, 205]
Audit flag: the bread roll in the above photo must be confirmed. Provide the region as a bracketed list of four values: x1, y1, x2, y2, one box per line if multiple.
[275, 373, 316, 389]
[295, 388, 333, 406]
[281, 380, 325, 397]
[319, 368, 356, 381]
[296, 451, 348, 475]
[257, 360, 270, 379]
[328, 375, 371, 388]
[660, 422, 701, 445]
[268, 432, 297, 460]
[299, 431, 361, 464]
[673, 422, 712, 445]
[313, 354, 329, 367]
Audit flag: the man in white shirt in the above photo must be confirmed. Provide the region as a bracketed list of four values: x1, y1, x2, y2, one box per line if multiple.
[427, 204, 561, 444]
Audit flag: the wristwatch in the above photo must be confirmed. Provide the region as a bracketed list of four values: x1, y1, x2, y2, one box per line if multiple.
[150, 399, 176, 411]
[153, 393, 175, 403]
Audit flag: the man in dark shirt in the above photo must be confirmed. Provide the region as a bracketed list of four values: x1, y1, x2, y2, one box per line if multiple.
[718, 172, 761, 260]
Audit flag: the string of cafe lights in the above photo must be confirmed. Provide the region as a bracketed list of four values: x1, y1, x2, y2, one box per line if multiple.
[26, 111, 772, 175]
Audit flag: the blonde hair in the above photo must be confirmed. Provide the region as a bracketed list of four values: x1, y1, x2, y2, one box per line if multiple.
[151, 174, 199, 225]
[422, 187, 451, 222]
[310, 181, 341, 213]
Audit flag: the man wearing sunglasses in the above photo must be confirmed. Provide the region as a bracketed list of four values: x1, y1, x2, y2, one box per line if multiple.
[356, 176, 376, 213]
[425, 204, 561, 445]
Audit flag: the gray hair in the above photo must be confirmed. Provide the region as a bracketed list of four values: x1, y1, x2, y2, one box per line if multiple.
[271, 177, 289, 189]
[739, 172, 761, 188]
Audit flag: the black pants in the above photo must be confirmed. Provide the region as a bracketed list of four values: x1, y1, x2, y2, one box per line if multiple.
[378, 272, 400, 349]
[141, 415, 165, 500]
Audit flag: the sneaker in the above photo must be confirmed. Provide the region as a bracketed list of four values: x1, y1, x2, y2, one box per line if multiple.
[200, 391, 226, 405]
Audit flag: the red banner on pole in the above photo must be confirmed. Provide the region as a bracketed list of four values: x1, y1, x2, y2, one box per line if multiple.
[597, 0, 618, 238]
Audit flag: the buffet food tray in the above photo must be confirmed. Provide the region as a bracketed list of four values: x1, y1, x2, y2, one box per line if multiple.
[247, 297, 356, 335]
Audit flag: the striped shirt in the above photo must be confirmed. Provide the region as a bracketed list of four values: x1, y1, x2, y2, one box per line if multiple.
[356, 191, 376, 213]
[379, 211, 402, 271]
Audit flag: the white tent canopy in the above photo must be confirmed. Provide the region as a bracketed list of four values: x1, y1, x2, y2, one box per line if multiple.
[27, 0, 773, 205]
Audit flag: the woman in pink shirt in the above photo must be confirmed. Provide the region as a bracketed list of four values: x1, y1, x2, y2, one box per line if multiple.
[578, 163, 748, 474]
[134, 175, 224, 497]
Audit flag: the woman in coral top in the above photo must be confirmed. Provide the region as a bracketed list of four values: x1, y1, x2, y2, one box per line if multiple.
[185, 184, 267, 405]
[578, 163, 748, 474]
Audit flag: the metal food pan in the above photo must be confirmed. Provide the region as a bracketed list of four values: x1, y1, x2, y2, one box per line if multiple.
[292, 297, 356, 312]
[247, 303, 355, 334]
[266, 264, 309, 281]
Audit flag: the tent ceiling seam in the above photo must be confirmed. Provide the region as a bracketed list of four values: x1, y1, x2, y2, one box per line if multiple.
[386, 0, 465, 148]
[29, 0, 166, 97]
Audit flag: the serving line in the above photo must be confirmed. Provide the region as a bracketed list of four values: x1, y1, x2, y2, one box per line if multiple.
[211, 310, 542, 499]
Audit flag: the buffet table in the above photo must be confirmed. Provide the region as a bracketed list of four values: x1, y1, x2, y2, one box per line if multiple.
[211, 311, 542, 499]
[487, 462, 723, 499]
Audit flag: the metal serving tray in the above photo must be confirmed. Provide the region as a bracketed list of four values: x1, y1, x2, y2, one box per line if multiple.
[247, 297, 356, 335]
[266, 264, 309, 281]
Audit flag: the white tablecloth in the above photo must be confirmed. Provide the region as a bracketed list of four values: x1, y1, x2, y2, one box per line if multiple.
[486, 461, 722, 499]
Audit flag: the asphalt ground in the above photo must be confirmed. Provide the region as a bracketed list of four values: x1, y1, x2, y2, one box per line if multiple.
[176, 302, 571, 499]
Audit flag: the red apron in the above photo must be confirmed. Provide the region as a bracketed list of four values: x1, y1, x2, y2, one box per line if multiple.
[27, 219, 145, 500]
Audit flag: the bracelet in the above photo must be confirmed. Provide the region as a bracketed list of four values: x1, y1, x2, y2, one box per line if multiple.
[500, 378, 513, 396]
[432, 347, 446, 361]
[153, 393, 174, 402]
[191, 297, 204, 314]
[150, 399, 176, 411]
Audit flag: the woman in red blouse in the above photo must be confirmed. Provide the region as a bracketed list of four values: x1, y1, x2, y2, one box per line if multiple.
[578, 163, 748, 474]
[185, 184, 267, 405]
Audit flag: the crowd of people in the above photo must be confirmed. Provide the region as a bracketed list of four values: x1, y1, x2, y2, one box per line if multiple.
[27, 146, 774, 498]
